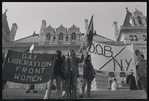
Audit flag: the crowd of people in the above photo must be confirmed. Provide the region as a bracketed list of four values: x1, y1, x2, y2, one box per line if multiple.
[2, 49, 147, 99]
[50, 49, 96, 99]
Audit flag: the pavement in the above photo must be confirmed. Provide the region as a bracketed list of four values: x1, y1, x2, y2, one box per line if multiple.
[2, 88, 147, 99]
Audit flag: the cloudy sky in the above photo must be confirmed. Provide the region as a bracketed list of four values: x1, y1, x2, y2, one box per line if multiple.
[2, 2, 146, 41]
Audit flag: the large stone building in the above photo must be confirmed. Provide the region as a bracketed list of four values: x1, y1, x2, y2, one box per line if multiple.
[2, 8, 146, 90]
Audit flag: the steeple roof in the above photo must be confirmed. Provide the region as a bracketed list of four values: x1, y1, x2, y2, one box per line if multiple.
[69, 24, 79, 29]
[122, 7, 132, 27]
[44, 24, 55, 33]
[2, 9, 10, 35]
[57, 24, 66, 29]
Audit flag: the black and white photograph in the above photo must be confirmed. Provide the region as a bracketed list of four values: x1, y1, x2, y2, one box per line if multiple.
[2, 2, 147, 99]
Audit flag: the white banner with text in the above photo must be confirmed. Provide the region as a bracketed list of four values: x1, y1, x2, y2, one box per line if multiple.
[90, 41, 135, 72]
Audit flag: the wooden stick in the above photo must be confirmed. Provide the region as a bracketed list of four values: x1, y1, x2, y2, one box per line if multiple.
[43, 75, 54, 99]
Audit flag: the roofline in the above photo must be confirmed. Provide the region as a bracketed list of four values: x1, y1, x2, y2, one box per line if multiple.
[117, 26, 147, 41]
[94, 34, 115, 42]
[13, 34, 39, 42]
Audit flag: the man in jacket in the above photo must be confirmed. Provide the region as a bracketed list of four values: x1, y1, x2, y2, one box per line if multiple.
[63, 49, 84, 99]
[53, 50, 64, 99]
[136, 54, 147, 94]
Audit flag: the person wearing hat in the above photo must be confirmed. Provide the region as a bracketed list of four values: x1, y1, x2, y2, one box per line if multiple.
[126, 70, 137, 90]
[111, 78, 118, 90]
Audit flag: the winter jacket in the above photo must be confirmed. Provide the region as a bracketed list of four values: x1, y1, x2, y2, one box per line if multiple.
[83, 60, 95, 80]
[136, 60, 147, 78]
[53, 56, 63, 76]
[126, 74, 138, 90]
[63, 56, 84, 77]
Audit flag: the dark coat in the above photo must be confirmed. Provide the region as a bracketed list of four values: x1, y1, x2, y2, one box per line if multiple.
[63, 56, 84, 77]
[53, 56, 63, 76]
[126, 74, 138, 90]
[83, 60, 95, 80]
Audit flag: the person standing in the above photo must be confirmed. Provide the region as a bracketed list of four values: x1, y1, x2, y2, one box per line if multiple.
[2, 53, 7, 90]
[126, 70, 138, 90]
[79, 54, 95, 98]
[61, 55, 67, 98]
[136, 54, 147, 94]
[63, 49, 84, 99]
[53, 50, 64, 99]
[111, 78, 118, 91]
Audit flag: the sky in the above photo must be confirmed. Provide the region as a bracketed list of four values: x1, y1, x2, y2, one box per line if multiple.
[2, 2, 147, 41]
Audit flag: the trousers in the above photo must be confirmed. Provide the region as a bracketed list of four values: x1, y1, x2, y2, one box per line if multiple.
[65, 71, 77, 99]
[82, 78, 92, 97]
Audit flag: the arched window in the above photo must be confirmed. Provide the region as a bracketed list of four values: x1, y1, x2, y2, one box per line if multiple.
[142, 35, 147, 41]
[66, 35, 68, 41]
[134, 35, 138, 41]
[129, 35, 134, 41]
[46, 33, 51, 40]
[71, 33, 76, 40]
[53, 36, 56, 41]
[59, 33, 63, 40]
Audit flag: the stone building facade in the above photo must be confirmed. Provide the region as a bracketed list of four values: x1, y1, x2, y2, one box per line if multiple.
[2, 8, 146, 90]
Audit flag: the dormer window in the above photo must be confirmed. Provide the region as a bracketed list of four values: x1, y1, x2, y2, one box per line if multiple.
[129, 35, 134, 41]
[142, 35, 147, 41]
[137, 16, 143, 25]
[134, 35, 138, 41]
[53, 36, 56, 41]
[59, 33, 63, 40]
[66, 35, 68, 41]
[71, 33, 76, 40]
[46, 33, 51, 40]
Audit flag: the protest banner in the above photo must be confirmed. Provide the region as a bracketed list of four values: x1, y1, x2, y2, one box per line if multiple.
[90, 41, 136, 72]
[2, 50, 56, 84]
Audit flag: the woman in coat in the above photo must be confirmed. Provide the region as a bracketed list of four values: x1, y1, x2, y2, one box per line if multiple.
[79, 54, 95, 98]
[126, 71, 137, 90]
[63, 49, 84, 99]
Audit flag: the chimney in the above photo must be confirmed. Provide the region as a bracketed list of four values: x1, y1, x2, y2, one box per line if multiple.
[39, 20, 46, 44]
[113, 21, 119, 40]
[39, 20, 46, 35]
[8, 23, 18, 42]
[85, 19, 88, 32]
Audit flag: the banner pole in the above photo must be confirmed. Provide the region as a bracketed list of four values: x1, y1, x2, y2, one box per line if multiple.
[43, 55, 56, 99]
[43, 74, 54, 99]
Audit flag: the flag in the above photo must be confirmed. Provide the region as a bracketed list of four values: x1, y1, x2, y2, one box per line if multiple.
[29, 44, 34, 53]
[23, 44, 34, 53]
[79, 15, 94, 54]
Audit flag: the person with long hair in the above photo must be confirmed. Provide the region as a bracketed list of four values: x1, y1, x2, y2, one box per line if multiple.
[63, 49, 84, 99]
[79, 54, 95, 98]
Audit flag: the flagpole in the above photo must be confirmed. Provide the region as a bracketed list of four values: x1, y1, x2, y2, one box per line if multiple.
[78, 15, 94, 55]
[43, 75, 54, 99]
